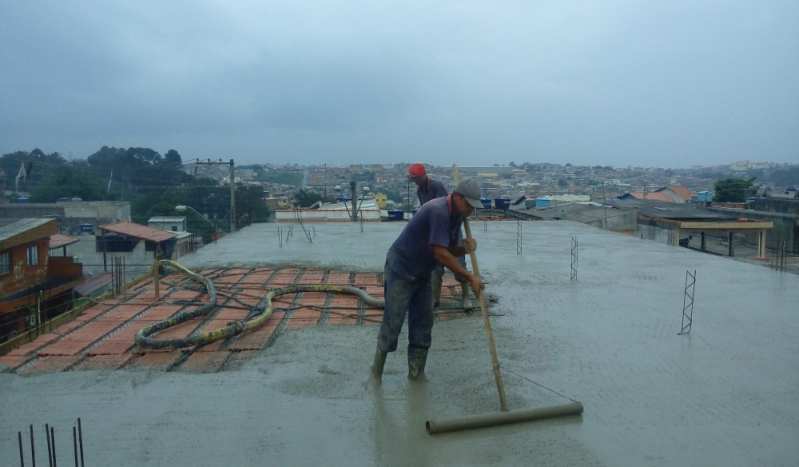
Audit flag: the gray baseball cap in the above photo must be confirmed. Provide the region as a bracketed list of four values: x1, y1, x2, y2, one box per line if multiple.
[455, 178, 484, 209]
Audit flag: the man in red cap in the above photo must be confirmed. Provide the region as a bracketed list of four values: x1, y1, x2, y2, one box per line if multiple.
[409, 163, 473, 310]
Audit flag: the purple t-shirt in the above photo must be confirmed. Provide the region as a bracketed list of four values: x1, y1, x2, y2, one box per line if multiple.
[387, 196, 463, 278]
[417, 178, 448, 206]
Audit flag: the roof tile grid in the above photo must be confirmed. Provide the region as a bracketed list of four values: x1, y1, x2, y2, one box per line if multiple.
[268, 271, 301, 286]
[326, 272, 351, 284]
[19, 355, 85, 375]
[226, 312, 284, 350]
[299, 270, 325, 283]
[93, 304, 150, 322]
[129, 352, 182, 371]
[353, 273, 381, 285]
[216, 274, 246, 286]
[327, 314, 359, 325]
[79, 354, 136, 371]
[90, 305, 183, 355]
[169, 290, 202, 301]
[270, 293, 297, 307]
[0, 355, 35, 371]
[6, 333, 61, 356]
[239, 271, 275, 285]
[38, 321, 124, 356]
[285, 318, 318, 330]
[178, 351, 230, 373]
[299, 292, 328, 307]
[223, 350, 261, 371]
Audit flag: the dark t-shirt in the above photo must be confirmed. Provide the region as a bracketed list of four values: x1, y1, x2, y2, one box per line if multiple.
[417, 178, 448, 206]
[387, 196, 463, 279]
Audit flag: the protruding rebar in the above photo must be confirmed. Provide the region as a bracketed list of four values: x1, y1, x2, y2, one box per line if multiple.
[45, 424, 52, 467]
[30, 424, 36, 467]
[72, 427, 78, 467]
[50, 427, 57, 467]
[77, 419, 84, 467]
[18, 431, 25, 467]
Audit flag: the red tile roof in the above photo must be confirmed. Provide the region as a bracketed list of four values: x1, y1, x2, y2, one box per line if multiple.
[626, 192, 675, 202]
[663, 185, 695, 201]
[49, 234, 80, 249]
[99, 221, 177, 242]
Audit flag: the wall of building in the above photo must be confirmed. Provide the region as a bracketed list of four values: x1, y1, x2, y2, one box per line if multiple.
[752, 198, 799, 216]
[0, 239, 49, 296]
[53, 236, 156, 280]
[709, 207, 798, 254]
[637, 223, 678, 245]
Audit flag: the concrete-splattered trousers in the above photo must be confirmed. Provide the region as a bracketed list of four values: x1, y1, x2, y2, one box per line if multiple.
[376, 259, 434, 353]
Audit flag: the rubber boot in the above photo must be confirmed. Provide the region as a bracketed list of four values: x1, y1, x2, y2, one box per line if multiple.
[460, 282, 473, 309]
[370, 348, 388, 385]
[407, 345, 428, 381]
[432, 271, 443, 308]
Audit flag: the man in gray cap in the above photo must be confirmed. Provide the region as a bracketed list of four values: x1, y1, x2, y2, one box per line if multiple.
[371, 177, 485, 383]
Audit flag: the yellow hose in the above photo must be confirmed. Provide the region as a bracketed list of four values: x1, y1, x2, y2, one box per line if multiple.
[134, 260, 384, 350]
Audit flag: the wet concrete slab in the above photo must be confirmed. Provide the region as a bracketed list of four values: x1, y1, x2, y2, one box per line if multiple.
[2, 221, 798, 466]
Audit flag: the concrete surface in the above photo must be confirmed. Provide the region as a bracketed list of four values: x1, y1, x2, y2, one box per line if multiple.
[2, 221, 798, 466]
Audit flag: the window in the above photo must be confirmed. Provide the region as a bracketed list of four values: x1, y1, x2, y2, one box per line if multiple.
[27, 245, 38, 265]
[0, 252, 9, 274]
[172, 226, 178, 231]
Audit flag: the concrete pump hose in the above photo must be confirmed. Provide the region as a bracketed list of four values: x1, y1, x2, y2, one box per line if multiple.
[134, 260, 385, 351]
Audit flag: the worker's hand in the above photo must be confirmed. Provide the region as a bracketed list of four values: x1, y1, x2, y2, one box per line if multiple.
[463, 238, 477, 253]
[468, 275, 484, 297]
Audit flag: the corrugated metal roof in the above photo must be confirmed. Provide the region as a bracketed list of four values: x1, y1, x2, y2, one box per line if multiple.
[74, 271, 113, 297]
[0, 218, 55, 243]
[622, 192, 675, 202]
[610, 199, 734, 220]
[148, 216, 186, 223]
[49, 234, 80, 249]
[99, 221, 177, 242]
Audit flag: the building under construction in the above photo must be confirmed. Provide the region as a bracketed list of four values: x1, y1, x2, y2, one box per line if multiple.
[1, 220, 797, 466]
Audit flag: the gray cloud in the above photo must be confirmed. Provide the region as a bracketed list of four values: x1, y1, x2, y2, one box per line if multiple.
[1, 0, 797, 167]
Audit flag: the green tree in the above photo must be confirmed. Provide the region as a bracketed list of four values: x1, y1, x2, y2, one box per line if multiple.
[713, 178, 756, 202]
[351, 171, 376, 182]
[557, 178, 568, 187]
[294, 189, 323, 207]
[235, 184, 270, 225]
[29, 162, 108, 202]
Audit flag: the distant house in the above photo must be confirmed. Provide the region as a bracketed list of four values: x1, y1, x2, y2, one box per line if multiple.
[654, 186, 696, 203]
[0, 218, 83, 343]
[148, 216, 187, 232]
[616, 191, 675, 203]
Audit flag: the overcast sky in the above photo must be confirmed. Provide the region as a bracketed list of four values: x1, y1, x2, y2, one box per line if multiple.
[1, 1, 797, 168]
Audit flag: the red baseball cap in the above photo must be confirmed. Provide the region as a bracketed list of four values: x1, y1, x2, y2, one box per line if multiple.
[409, 163, 426, 180]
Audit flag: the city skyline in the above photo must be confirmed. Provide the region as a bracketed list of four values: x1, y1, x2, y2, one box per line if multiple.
[2, 1, 797, 169]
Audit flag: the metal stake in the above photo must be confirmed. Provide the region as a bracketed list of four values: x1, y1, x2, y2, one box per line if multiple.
[72, 428, 78, 467]
[570, 237, 578, 281]
[516, 220, 522, 255]
[77, 418, 84, 467]
[30, 424, 36, 467]
[51, 427, 56, 467]
[19, 431, 24, 467]
[679, 270, 697, 335]
[45, 424, 52, 467]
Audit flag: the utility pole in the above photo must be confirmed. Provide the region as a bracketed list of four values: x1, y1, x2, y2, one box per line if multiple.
[229, 159, 236, 233]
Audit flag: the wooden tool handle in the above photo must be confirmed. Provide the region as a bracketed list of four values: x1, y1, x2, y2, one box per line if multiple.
[453, 164, 508, 411]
